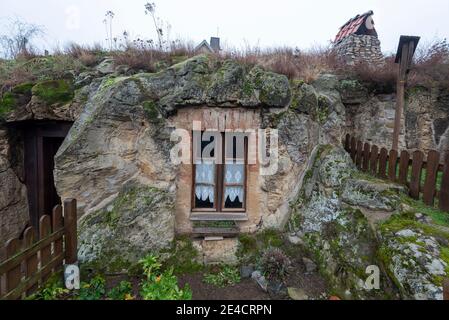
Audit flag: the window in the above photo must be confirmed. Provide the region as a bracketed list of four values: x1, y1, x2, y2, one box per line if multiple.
[192, 131, 247, 212]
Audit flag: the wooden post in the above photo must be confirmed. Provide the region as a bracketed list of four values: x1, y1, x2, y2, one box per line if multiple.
[392, 36, 420, 151]
[393, 43, 409, 151]
[64, 199, 77, 264]
[444, 278, 449, 300]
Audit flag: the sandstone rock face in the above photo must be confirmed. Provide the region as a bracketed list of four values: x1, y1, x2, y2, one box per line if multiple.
[77, 184, 174, 271]
[0, 128, 29, 253]
[288, 145, 449, 300]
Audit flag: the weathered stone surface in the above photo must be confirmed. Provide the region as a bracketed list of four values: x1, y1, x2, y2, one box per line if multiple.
[77, 183, 175, 271]
[380, 225, 449, 300]
[193, 238, 239, 265]
[0, 129, 29, 253]
[289, 144, 449, 300]
[341, 179, 404, 211]
[287, 287, 309, 300]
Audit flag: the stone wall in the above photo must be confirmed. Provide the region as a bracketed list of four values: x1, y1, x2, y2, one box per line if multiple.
[341, 81, 449, 155]
[334, 34, 385, 66]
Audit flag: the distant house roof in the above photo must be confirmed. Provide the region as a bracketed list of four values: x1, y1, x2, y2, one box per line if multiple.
[195, 40, 214, 53]
[334, 10, 378, 43]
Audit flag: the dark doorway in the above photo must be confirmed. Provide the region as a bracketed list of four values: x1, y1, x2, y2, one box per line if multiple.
[9, 121, 72, 232]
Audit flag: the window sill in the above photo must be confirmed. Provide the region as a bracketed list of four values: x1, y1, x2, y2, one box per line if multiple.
[190, 213, 248, 222]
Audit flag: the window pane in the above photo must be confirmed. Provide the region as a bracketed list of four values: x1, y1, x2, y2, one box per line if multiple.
[225, 163, 244, 184]
[193, 131, 217, 209]
[224, 186, 244, 209]
[224, 161, 244, 209]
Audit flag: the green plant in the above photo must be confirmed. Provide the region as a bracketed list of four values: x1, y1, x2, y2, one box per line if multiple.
[259, 247, 291, 281]
[77, 275, 106, 300]
[203, 265, 241, 288]
[26, 275, 68, 300]
[107, 281, 133, 300]
[139, 254, 192, 300]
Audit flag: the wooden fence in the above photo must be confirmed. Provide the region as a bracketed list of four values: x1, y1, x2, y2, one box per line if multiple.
[344, 134, 449, 213]
[0, 199, 77, 300]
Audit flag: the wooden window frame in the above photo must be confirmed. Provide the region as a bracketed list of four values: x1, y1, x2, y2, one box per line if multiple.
[191, 131, 248, 214]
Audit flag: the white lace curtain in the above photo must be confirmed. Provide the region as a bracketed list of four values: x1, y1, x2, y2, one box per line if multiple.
[224, 162, 244, 202]
[195, 161, 215, 203]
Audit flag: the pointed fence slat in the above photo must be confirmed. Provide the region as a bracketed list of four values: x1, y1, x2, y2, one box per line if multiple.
[344, 134, 351, 152]
[5, 239, 22, 294]
[350, 137, 357, 161]
[356, 141, 363, 169]
[398, 150, 410, 185]
[439, 152, 449, 212]
[39, 215, 52, 283]
[52, 205, 63, 259]
[362, 143, 370, 172]
[423, 150, 440, 206]
[410, 150, 424, 200]
[378, 148, 388, 179]
[23, 228, 38, 296]
[370, 145, 379, 175]
[388, 149, 398, 181]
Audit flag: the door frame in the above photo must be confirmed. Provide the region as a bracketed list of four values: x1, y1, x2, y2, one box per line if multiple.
[9, 120, 73, 232]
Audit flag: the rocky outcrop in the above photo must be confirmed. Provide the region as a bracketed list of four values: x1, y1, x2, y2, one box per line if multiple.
[52, 55, 303, 268]
[0, 128, 29, 253]
[78, 184, 174, 272]
[288, 145, 449, 300]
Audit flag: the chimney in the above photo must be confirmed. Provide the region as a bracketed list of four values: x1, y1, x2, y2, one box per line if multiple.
[210, 37, 220, 52]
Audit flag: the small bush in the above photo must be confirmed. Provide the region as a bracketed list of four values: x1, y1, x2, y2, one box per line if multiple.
[259, 247, 291, 281]
[139, 254, 192, 300]
[203, 265, 241, 288]
[77, 275, 106, 300]
[107, 281, 133, 300]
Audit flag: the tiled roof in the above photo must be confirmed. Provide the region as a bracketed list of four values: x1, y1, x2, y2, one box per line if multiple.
[334, 11, 375, 43]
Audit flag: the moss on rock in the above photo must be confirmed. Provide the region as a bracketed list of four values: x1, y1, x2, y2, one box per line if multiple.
[32, 79, 74, 105]
[0, 92, 16, 119]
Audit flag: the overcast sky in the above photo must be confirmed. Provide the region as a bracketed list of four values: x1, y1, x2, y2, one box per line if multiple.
[0, 0, 448, 54]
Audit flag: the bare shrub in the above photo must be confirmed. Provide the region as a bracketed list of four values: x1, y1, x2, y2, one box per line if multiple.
[0, 17, 44, 59]
[410, 38, 449, 89]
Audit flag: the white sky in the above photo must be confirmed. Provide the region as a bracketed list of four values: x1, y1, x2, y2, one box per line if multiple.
[0, 0, 448, 54]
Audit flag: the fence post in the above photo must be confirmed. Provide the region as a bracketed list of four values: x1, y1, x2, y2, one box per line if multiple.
[410, 150, 424, 200]
[439, 152, 449, 212]
[388, 149, 398, 181]
[64, 199, 77, 264]
[444, 278, 449, 300]
[423, 150, 440, 206]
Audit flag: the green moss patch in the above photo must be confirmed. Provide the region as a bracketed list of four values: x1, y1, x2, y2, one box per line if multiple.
[12, 82, 35, 95]
[0, 92, 16, 118]
[160, 235, 203, 275]
[32, 79, 74, 105]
